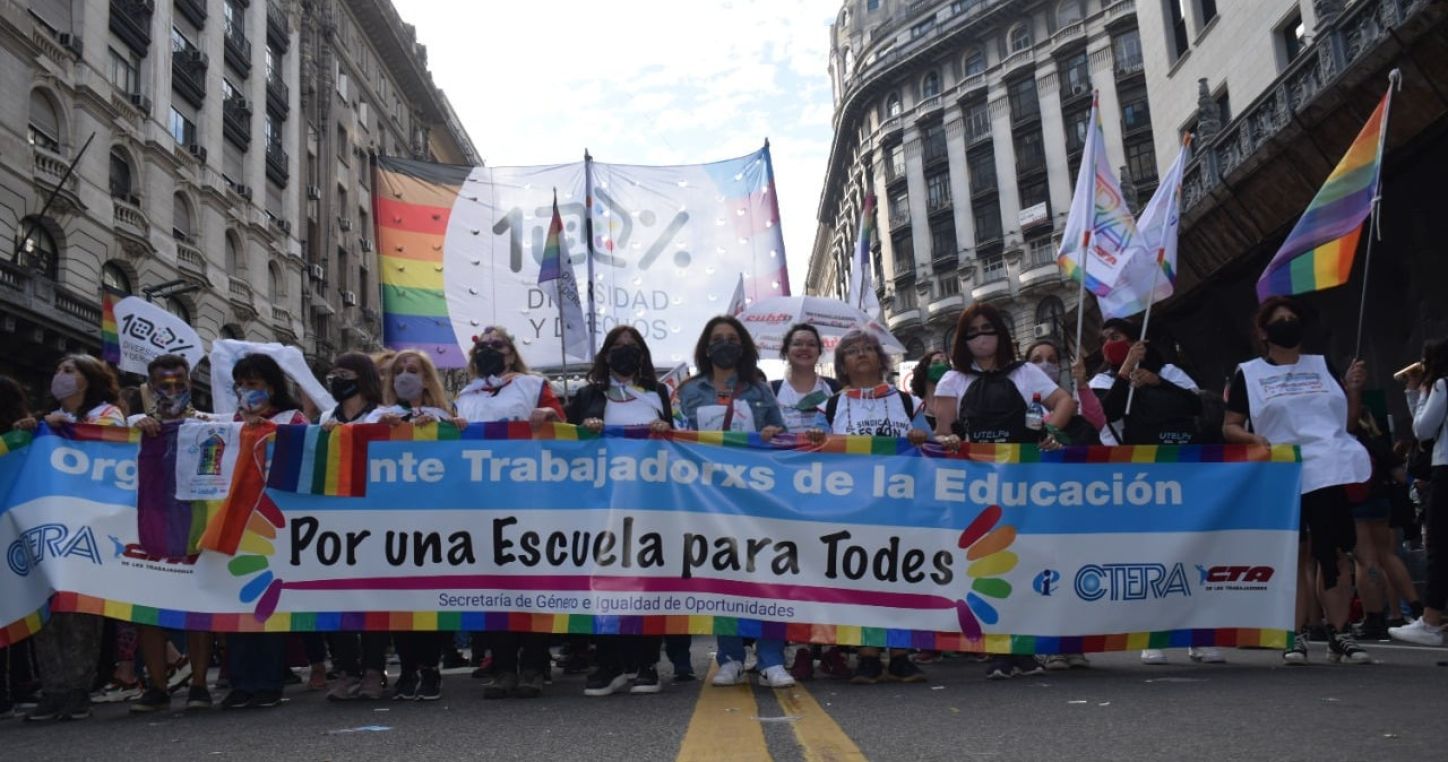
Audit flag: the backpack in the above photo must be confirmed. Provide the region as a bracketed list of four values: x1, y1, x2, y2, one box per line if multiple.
[956, 362, 1030, 443]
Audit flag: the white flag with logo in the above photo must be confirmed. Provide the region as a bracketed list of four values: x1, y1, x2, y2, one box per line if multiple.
[111, 296, 204, 375]
[1100, 141, 1190, 319]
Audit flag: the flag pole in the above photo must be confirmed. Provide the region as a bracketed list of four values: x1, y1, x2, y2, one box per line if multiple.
[583, 150, 600, 355]
[1073, 231, 1090, 371]
[1352, 69, 1400, 362]
[552, 188, 570, 399]
[1123, 249, 1162, 416]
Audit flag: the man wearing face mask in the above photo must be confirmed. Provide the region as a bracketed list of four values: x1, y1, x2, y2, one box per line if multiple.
[1224, 296, 1372, 666]
[128, 355, 220, 713]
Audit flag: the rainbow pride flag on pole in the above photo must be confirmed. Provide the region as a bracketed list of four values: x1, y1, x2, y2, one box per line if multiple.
[1057, 93, 1139, 296]
[848, 195, 882, 320]
[1256, 85, 1394, 300]
[537, 192, 591, 361]
[100, 288, 121, 366]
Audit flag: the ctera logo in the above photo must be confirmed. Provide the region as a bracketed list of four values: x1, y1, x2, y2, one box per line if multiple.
[1032, 569, 1062, 596]
[7, 523, 103, 576]
[1074, 563, 1190, 602]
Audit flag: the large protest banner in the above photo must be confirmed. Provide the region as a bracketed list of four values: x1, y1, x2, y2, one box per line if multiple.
[1, 425, 1301, 653]
[376, 146, 790, 370]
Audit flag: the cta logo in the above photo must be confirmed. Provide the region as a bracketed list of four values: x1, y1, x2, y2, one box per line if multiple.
[1032, 569, 1062, 596]
[7, 524, 103, 576]
[1196, 564, 1275, 591]
[1074, 563, 1190, 602]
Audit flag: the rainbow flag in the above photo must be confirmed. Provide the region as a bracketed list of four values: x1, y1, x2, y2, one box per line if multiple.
[100, 288, 122, 365]
[1057, 93, 1139, 296]
[267, 423, 392, 496]
[375, 158, 471, 368]
[537, 194, 591, 360]
[848, 195, 881, 319]
[1257, 88, 1392, 300]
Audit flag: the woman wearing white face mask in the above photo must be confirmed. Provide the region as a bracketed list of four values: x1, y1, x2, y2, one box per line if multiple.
[931, 305, 1075, 681]
[16, 355, 124, 723]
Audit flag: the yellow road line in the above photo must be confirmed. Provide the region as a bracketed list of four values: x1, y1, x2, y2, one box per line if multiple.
[676, 662, 771, 762]
[774, 683, 868, 762]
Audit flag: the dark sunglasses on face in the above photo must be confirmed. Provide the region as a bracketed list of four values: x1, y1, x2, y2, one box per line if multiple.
[963, 329, 997, 341]
[477, 340, 509, 351]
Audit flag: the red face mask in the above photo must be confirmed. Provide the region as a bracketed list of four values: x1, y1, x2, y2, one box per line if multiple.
[1102, 339, 1131, 367]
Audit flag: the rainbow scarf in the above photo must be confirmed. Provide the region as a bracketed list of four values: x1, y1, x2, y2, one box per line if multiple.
[1257, 88, 1392, 299]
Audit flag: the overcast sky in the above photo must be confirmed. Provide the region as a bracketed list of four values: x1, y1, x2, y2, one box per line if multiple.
[395, 0, 840, 294]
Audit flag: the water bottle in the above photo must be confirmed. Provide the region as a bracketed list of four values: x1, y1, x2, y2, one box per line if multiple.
[1025, 392, 1045, 432]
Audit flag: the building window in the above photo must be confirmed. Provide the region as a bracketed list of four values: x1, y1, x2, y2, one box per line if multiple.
[1008, 77, 1039, 122]
[922, 122, 947, 164]
[167, 297, 191, 323]
[173, 193, 194, 241]
[102, 262, 131, 294]
[1027, 237, 1055, 268]
[1064, 106, 1090, 154]
[224, 0, 244, 41]
[266, 46, 278, 83]
[268, 261, 284, 301]
[27, 90, 62, 152]
[1056, 0, 1082, 26]
[109, 47, 140, 95]
[895, 286, 916, 311]
[1008, 23, 1032, 53]
[1125, 139, 1158, 187]
[226, 233, 243, 273]
[1015, 131, 1046, 174]
[921, 71, 941, 98]
[979, 253, 1006, 283]
[1197, 0, 1218, 27]
[886, 142, 906, 183]
[867, 0, 880, 11]
[967, 145, 996, 193]
[1019, 177, 1049, 218]
[911, 18, 934, 39]
[1060, 50, 1089, 97]
[169, 108, 196, 145]
[1215, 89, 1231, 124]
[842, 48, 854, 78]
[963, 48, 985, 77]
[893, 233, 915, 274]
[973, 200, 1002, 243]
[885, 93, 902, 118]
[926, 170, 952, 212]
[221, 324, 244, 340]
[965, 100, 992, 142]
[265, 114, 282, 149]
[1113, 28, 1144, 75]
[930, 219, 956, 260]
[939, 276, 960, 297]
[109, 148, 133, 199]
[1279, 12, 1305, 64]
[1121, 89, 1152, 133]
[1166, 0, 1189, 60]
[888, 189, 911, 228]
[17, 219, 58, 276]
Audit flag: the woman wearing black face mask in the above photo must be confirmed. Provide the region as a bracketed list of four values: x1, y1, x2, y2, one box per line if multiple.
[564, 326, 673, 697]
[320, 353, 385, 429]
[1224, 296, 1371, 666]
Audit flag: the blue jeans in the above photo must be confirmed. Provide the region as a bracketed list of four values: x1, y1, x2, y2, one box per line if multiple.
[716, 636, 784, 669]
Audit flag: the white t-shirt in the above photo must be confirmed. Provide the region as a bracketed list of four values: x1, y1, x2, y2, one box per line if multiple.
[319, 405, 385, 425]
[828, 391, 924, 437]
[775, 377, 832, 432]
[935, 363, 1060, 407]
[603, 386, 666, 426]
[455, 375, 547, 422]
[695, 401, 757, 433]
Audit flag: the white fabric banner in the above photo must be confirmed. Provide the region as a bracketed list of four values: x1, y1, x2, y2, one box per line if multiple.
[111, 296, 204, 375]
[173, 421, 244, 501]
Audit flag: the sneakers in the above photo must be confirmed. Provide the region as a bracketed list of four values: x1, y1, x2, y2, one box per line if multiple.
[1014, 655, 1045, 677]
[584, 667, 630, 697]
[483, 672, 517, 700]
[818, 648, 852, 679]
[672, 669, 697, 684]
[1140, 649, 1168, 665]
[1327, 631, 1371, 664]
[184, 685, 213, 711]
[886, 655, 926, 683]
[984, 657, 1014, 681]
[1043, 654, 1072, 671]
[758, 665, 796, 688]
[1065, 654, 1091, 669]
[356, 669, 386, 700]
[515, 670, 543, 698]
[850, 656, 884, 685]
[789, 649, 814, 682]
[219, 690, 254, 709]
[326, 675, 360, 702]
[60, 690, 92, 720]
[249, 690, 283, 708]
[631, 666, 662, 695]
[23, 694, 66, 722]
[392, 671, 420, 701]
[129, 687, 171, 714]
[1389, 617, 1447, 646]
[417, 669, 442, 701]
[711, 660, 746, 686]
[1188, 647, 1226, 664]
[1283, 630, 1309, 665]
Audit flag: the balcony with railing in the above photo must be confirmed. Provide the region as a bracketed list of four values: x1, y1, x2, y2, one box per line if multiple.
[265, 141, 289, 185]
[176, 240, 206, 277]
[0, 260, 102, 336]
[266, 70, 289, 115]
[176, 0, 207, 27]
[171, 41, 207, 107]
[109, 0, 154, 55]
[228, 276, 254, 308]
[32, 145, 74, 191]
[224, 20, 252, 75]
[266, 1, 290, 51]
[112, 198, 149, 241]
[223, 94, 252, 148]
[971, 255, 1011, 302]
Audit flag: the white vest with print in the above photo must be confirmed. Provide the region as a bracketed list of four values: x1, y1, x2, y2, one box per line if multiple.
[1238, 355, 1370, 494]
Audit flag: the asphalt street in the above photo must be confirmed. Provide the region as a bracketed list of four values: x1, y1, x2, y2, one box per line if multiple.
[2, 640, 1444, 761]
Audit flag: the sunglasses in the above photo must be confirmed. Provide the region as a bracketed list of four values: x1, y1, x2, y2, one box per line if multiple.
[963, 329, 997, 341]
[476, 340, 510, 351]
